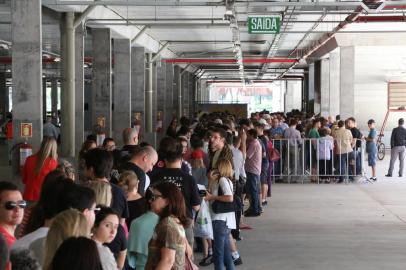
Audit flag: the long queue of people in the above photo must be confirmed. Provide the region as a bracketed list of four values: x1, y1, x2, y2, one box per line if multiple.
[0, 110, 381, 270]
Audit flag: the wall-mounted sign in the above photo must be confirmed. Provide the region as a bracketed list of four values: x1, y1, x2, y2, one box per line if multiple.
[20, 123, 32, 138]
[96, 116, 106, 128]
[248, 15, 281, 34]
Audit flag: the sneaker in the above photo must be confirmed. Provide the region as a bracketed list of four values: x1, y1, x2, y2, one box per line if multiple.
[385, 174, 392, 177]
[244, 210, 260, 217]
[199, 255, 213, 266]
[233, 256, 243, 266]
[261, 200, 268, 206]
[370, 177, 377, 181]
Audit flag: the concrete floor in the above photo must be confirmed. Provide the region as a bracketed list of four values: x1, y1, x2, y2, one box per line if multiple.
[1, 144, 406, 269]
[237, 183, 406, 270]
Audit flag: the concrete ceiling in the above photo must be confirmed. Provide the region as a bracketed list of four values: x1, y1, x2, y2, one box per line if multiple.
[1, 0, 406, 80]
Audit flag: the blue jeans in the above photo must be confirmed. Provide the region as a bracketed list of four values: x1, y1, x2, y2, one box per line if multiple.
[212, 220, 235, 270]
[246, 172, 260, 214]
[339, 153, 349, 181]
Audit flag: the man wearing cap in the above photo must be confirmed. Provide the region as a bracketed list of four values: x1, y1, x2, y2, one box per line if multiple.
[386, 118, 406, 177]
[261, 115, 271, 130]
[366, 119, 378, 181]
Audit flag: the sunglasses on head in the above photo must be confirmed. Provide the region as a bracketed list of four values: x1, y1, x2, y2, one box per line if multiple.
[150, 194, 164, 202]
[4, 200, 27, 210]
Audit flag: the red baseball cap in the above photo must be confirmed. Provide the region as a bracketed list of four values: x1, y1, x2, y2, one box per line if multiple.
[191, 149, 204, 159]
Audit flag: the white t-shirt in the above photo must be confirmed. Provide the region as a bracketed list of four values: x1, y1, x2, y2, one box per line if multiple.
[210, 177, 236, 230]
[13, 227, 49, 250]
[95, 240, 118, 270]
[144, 174, 151, 192]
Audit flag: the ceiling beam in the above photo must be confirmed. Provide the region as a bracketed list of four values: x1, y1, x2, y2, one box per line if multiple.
[43, 0, 406, 8]
[43, 0, 225, 6]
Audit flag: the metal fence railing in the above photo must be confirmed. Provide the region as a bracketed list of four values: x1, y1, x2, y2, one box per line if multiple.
[268, 138, 367, 184]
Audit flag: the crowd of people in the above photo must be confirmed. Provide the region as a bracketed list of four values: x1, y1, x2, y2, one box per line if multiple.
[0, 109, 394, 270]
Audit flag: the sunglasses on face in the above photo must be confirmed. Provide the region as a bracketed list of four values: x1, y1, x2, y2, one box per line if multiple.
[3, 200, 27, 210]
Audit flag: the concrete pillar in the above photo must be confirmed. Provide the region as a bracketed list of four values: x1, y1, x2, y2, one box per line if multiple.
[314, 61, 321, 115]
[60, 12, 76, 157]
[0, 73, 7, 122]
[84, 82, 92, 132]
[329, 52, 340, 119]
[182, 72, 189, 117]
[113, 39, 131, 144]
[143, 53, 157, 146]
[75, 23, 85, 154]
[307, 63, 315, 114]
[42, 78, 47, 120]
[340, 46, 355, 119]
[92, 28, 112, 137]
[188, 74, 195, 118]
[145, 53, 153, 133]
[164, 63, 174, 131]
[156, 60, 166, 143]
[131, 47, 145, 136]
[173, 66, 181, 119]
[11, 0, 43, 150]
[284, 81, 293, 113]
[320, 58, 330, 117]
[51, 79, 58, 120]
[196, 79, 201, 103]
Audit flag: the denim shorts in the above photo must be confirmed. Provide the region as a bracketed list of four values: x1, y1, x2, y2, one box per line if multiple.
[368, 152, 377, 167]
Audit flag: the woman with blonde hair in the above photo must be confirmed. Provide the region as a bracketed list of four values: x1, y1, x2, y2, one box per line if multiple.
[84, 181, 112, 206]
[41, 209, 90, 269]
[23, 137, 58, 202]
[117, 170, 145, 227]
[205, 158, 236, 270]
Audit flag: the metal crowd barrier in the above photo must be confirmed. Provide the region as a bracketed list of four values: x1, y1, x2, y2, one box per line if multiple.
[268, 138, 367, 184]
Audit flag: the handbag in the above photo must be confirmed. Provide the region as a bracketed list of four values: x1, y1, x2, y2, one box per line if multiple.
[235, 175, 246, 197]
[270, 148, 280, 162]
[211, 179, 237, 214]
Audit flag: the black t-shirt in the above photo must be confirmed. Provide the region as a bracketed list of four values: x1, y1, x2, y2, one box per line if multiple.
[120, 162, 146, 197]
[119, 145, 139, 165]
[110, 183, 129, 219]
[126, 197, 146, 228]
[151, 168, 201, 218]
[350, 127, 363, 150]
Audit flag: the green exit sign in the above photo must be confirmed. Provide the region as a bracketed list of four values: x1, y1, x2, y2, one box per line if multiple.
[248, 16, 281, 34]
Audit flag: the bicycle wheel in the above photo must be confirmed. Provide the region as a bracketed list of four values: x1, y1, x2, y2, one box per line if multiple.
[377, 142, 385, 160]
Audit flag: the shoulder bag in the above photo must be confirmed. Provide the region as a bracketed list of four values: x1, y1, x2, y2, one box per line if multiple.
[211, 178, 236, 214]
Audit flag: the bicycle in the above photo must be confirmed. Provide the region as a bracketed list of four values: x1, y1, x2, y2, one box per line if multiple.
[376, 133, 385, 161]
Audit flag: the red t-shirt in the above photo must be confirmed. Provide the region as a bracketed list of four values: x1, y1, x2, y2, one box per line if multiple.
[0, 226, 16, 248]
[22, 154, 58, 201]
